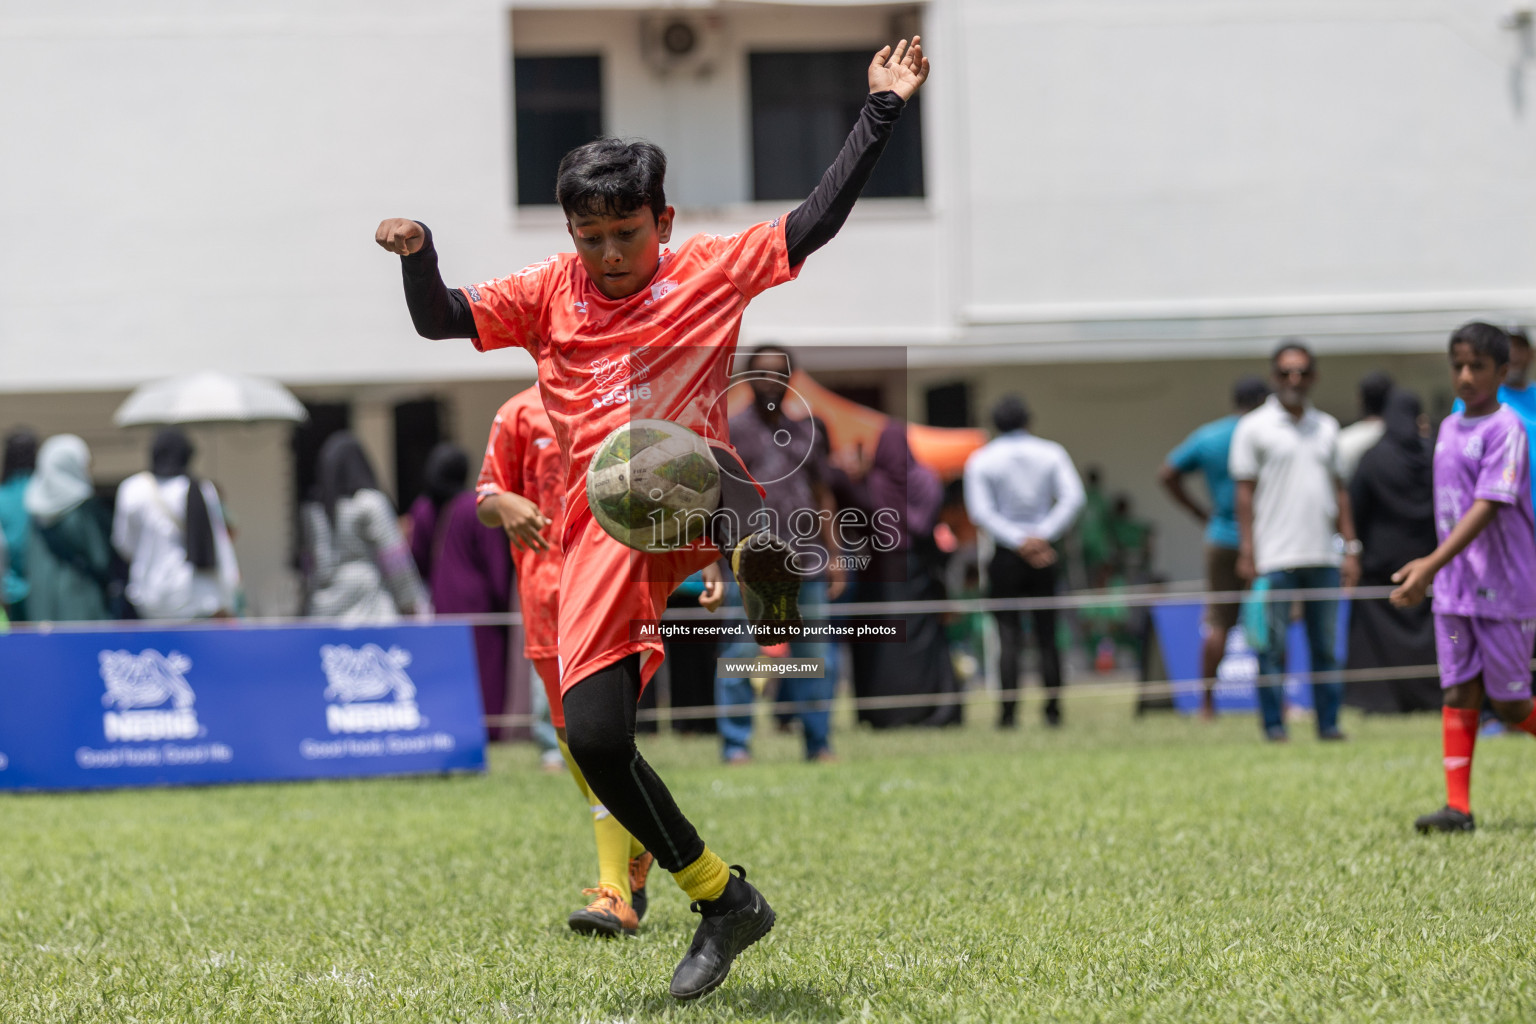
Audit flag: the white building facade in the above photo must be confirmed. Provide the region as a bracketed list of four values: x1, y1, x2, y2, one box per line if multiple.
[3, 0, 1533, 611]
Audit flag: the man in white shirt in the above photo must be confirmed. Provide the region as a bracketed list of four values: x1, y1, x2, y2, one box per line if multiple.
[964, 395, 1086, 728]
[1230, 340, 1360, 742]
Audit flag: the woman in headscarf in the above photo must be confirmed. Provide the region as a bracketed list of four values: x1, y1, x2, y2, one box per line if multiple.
[23, 435, 114, 622]
[847, 419, 963, 728]
[0, 428, 38, 619]
[1345, 389, 1440, 713]
[407, 441, 512, 736]
[301, 431, 429, 624]
[112, 428, 241, 619]
[408, 442, 472, 579]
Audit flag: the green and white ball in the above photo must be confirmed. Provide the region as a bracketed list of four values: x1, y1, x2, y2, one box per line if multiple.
[586, 419, 721, 552]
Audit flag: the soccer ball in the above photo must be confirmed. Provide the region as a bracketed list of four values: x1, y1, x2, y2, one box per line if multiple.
[586, 419, 721, 552]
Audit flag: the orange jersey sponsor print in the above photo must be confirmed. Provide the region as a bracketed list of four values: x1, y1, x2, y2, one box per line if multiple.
[464, 219, 798, 691]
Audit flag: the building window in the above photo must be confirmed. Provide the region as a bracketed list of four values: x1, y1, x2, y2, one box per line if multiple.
[749, 50, 924, 203]
[514, 55, 602, 206]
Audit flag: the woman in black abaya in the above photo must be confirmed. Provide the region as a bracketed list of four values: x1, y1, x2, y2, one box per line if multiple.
[1345, 389, 1441, 713]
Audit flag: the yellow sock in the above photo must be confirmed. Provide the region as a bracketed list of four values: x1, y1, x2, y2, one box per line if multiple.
[672, 847, 730, 902]
[629, 835, 647, 860]
[558, 739, 634, 903]
[592, 807, 633, 903]
[558, 737, 597, 804]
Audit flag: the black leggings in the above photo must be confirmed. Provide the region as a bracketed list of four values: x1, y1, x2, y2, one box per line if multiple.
[562, 653, 705, 873]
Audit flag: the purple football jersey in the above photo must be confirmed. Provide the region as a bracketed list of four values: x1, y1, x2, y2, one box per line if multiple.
[1432, 406, 1536, 619]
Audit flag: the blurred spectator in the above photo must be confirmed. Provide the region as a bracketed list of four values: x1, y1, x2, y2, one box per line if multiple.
[1078, 466, 1111, 586]
[848, 419, 959, 728]
[1345, 389, 1440, 713]
[1335, 371, 1393, 483]
[1159, 374, 1268, 716]
[1107, 494, 1153, 578]
[665, 570, 720, 736]
[716, 345, 840, 762]
[300, 431, 427, 624]
[1, 428, 38, 620]
[411, 441, 513, 738]
[963, 394, 1085, 728]
[24, 435, 114, 622]
[1231, 340, 1359, 742]
[112, 429, 240, 620]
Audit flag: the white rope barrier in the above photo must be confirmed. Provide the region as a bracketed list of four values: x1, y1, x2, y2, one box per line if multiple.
[0, 579, 1461, 729]
[484, 660, 1460, 729]
[1, 581, 1400, 633]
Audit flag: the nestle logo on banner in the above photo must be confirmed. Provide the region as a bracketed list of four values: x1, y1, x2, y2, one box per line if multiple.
[321, 644, 423, 734]
[99, 649, 202, 742]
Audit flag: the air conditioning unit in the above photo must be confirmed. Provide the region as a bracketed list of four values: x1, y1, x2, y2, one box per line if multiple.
[640, 14, 724, 79]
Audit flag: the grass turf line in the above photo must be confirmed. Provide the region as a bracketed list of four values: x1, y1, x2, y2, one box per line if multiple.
[2, 695, 1535, 1023]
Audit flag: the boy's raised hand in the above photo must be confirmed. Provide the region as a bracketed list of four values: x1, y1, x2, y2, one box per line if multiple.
[375, 218, 425, 256]
[869, 36, 930, 101]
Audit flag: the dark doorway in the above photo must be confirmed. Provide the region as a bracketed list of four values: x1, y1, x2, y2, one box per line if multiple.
[290, 401, 352, 570]
[291, 402, 352, 510]
[924, 381, 972, 428]
[394, 398, 444, 514]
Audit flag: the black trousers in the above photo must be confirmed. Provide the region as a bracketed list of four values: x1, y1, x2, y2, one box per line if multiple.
[990, 547, 1062, 724]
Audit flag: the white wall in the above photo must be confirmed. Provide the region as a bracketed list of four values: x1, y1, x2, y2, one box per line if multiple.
[956, 0, 1536, 349]
[4, 1, 1530, 394]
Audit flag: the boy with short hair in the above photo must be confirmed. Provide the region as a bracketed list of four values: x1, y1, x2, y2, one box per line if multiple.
[379, 38, 929, 999]
[1391, 322, 1536, 833]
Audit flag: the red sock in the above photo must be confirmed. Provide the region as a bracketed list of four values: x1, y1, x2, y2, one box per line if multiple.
[1515, 706, 1536, 738]
[1443, 706, 1479, 814]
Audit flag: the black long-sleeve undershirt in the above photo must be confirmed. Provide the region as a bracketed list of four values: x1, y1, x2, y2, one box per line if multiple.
[399, 90, 908, 341]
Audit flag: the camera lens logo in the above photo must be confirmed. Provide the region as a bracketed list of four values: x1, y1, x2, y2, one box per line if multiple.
[705, 364, 817, 487]
[98, 649, 202, 742]
[320, 644, 423, 734]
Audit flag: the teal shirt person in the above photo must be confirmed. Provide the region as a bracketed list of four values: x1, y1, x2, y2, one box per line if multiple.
[0, 473, 30, 614]
[1452, 382, 1536, 507]
[1165, 415, 1242, 550]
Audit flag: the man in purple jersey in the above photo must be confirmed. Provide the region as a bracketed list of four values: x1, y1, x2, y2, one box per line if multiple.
[1390, 322, 1536, 834]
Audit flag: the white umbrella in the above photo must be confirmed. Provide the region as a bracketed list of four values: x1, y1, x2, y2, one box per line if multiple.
[113, 371, 307, 426]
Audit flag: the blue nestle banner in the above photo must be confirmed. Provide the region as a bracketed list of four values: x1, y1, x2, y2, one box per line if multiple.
[1151, 602, 1350, 714]
[0, 624, 486, 791]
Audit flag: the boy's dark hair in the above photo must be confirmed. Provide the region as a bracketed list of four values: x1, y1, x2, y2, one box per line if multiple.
[1271, 338, 1313, 371]
[555, 138, 668, 221]
[1449, 321, 1511, 367]
[992, 395, 1030, 434]
[1358, 371, 1393, 417]
[1231, 375, 1269, 410]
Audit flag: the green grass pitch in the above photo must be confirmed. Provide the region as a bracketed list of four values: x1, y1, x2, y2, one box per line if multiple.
[4, 693, 1536, 1023]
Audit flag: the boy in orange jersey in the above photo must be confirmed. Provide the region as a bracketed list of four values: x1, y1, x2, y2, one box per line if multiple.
[379, 38, 929, 999]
